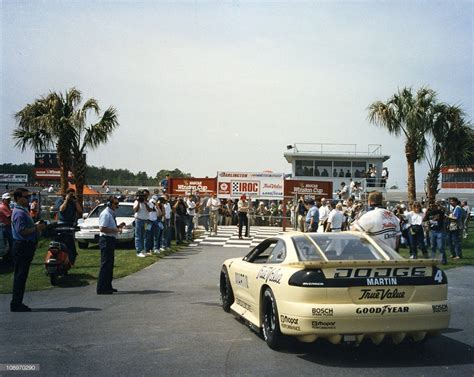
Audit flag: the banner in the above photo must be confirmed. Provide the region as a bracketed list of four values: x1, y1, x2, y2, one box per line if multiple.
[34, 169, 73, 180]
[284, 180, 333, 200]
[0, 174, 28, 183]
[217, 171, 284, 200]
[169, 178, 217, 196]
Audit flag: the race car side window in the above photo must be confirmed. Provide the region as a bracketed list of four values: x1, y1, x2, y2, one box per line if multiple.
[244, 239, 278, 263]
[293, 235, 322, 261]
[266, 241, 286, 264]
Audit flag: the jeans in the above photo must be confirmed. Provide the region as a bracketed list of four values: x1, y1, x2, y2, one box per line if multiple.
[238, 212, 249, 237]
[135, 218, 146, 253]
[155, 221, 164, 250]
[175, 216, 186, 243]
[97, 236, 115, 293]
[145, 220, 157, 251]
[209, 211, 219, 233]
[185, 215, 194, 240]
[430, 230, 447, 263]
[11, 240, 36, 307]
[162, 219, 171, 247]
[447, 230, 462, 258]
[408, 226, 427, 258]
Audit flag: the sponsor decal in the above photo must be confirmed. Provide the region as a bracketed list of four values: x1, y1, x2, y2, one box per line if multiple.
[312, 308, 334, 316]
[432, 304, 448, 313]
[358, 288, 406, 301]
[256, 267, 283, 284]
[235, 298, 252, 312]
[312, 321, 336, 330]
[367, 278, 398, 286]
[334, 267, 428, 279]
[280, 315, 300, 331]
[235, 272, 248, 288]
[355, 305, 409, 315]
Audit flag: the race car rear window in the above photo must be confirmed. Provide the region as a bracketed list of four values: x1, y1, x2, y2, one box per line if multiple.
[307, 234, 383, 261]
[293, 235, 322, 261]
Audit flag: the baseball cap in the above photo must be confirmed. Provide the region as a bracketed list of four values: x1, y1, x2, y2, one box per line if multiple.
[2, 193, 11, 200]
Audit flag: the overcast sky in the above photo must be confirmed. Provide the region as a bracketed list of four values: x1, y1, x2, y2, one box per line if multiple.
[1, 1, 472, 189]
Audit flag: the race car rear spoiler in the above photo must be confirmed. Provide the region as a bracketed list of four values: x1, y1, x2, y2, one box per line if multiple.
[288, 259, 439, 269]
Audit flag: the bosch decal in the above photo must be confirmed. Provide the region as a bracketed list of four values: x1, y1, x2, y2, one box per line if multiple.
[312, 308, 334, 317]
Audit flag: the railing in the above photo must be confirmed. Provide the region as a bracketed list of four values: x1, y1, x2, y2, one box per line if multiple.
[289, 143, 383, 156]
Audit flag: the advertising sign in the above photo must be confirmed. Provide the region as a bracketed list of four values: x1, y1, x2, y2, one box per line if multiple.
[0, 174, 28, 183]
[34, 169, 73, 180]
[217, 171, 284, 200]
[284, 180, 333, 200]
[169, 178, 217, 196]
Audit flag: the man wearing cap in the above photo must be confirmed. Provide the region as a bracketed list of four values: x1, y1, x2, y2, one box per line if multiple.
[10, 188, 46, 311]
[0, 192, 13, 261]
[237, 194, 250, 239]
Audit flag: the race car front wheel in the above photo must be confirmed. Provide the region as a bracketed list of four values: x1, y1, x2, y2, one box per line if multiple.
[262, 288, 283, 350]
[220, 267, 234, 312]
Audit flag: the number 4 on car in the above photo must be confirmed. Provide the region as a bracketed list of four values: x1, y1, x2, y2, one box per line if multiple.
[219, 231, 450, 349]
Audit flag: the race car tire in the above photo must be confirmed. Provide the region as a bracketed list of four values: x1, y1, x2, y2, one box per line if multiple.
[262, 288, 283, 350]
[220, 266, 234, 312]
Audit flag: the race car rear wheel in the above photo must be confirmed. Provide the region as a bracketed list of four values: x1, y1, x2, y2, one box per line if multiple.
[262, 288, 283, 350]
[220, 267, 234, 312]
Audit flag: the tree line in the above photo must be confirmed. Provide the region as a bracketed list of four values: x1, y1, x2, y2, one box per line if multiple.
[0, 163, 191, 188]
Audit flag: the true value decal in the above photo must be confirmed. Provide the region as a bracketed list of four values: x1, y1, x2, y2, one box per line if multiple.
[256, 267, 283, 284]
[358, 288, 406, 301]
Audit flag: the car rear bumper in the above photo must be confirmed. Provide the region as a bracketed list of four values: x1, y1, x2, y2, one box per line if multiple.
[277, 301, 450, 343]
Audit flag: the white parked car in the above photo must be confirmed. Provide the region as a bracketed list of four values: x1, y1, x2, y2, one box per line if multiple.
[75, 202, 135, 249]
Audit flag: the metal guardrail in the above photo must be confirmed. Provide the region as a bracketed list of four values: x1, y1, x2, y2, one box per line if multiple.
[290, 143, 383, 156]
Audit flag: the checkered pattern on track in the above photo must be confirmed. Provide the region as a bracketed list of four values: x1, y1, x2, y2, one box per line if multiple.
[189, 226, 285, 248]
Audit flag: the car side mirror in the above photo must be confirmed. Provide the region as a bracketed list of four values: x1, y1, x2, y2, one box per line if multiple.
[82, 213, 89, 219]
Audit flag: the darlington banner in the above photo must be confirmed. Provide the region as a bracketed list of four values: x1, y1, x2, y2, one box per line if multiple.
[283, 180, 333, 201]
[168, 178, 217, 196]
[217, 171, 284, 200]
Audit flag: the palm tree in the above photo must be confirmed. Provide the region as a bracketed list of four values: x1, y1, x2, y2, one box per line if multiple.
[424, 105, 473, 204]
[70, 103, 119, 206]
[368, 87, 437, 202]
[14, 88, 82, 194]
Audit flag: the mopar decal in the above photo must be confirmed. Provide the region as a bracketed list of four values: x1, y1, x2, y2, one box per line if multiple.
[256, 267, 283, 284]
[334, 267, 428, 279]
[312, 308, 334, 317]
[356, 305, 409, 315]
[235, 298, 252, 312]
[432, 304, 448, 313]
[312, 321, 336, 329]
[235, 272, 249, 288]
[358, 288, 406, 300]
[280, 316, 300, 331]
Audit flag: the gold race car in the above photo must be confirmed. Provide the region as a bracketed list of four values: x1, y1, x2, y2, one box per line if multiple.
[219, 231, 450, 349]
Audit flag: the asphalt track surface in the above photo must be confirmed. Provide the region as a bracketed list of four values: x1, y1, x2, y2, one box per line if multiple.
[0, 245, 473, 377]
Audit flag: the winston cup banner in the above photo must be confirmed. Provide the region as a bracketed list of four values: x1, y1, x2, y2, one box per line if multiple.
[283, 180, 333, 200]
[217, 172, 284, 200]
[169, 178, 217, 196]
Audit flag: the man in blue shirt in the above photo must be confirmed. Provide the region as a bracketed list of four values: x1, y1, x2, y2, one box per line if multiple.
[97, 196, 125, 295]
[305, 199, 319, 233]
[10, 188, 46, 312]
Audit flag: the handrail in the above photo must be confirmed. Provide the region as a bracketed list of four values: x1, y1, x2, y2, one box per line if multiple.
[290, 143, 382, 155]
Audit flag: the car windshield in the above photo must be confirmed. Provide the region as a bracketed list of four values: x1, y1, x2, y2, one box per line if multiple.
[88, 204, 134, 218]
[306, 234, 387, 261]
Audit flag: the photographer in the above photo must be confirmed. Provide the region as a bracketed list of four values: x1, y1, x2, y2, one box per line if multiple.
[55, 188, 82, 264]
[133, 190, 152, 257]
[173, 196, 187, 244]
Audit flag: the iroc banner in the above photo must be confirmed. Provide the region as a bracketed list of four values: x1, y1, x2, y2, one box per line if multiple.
[217, 171, 284, 200]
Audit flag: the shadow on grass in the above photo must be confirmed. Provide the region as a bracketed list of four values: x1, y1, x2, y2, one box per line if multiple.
[0, 261, 14, 274]
[53, 273, 96, 288]
[116, 290, 174, 295]
[32, 307, 101, 313]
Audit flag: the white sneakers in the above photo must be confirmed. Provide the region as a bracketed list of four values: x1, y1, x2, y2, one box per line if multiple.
[137, 252, 146, 258]
[159, 248, 165, 252]
[153, 249, 161, 255]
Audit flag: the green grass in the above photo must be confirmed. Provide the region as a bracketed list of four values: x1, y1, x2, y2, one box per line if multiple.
[0, 240, 188, 294]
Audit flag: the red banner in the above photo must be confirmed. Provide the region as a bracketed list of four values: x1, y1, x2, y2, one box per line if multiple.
[169, 178, 217, 196]
[284, 180, 333, 200]
[34, 168, 73, 180]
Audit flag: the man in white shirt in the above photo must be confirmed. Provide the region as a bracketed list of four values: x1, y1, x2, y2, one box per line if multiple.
[318, 198, 330, 232]
[351, 191, 401, 251]
[185, 194, 196, 241]
[326, 203, 345, 232]
[207, 193, 221, 236]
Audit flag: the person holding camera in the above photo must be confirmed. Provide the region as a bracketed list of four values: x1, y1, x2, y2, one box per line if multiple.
[55, 188, 82, 264]
[10, 188, 47, 311]
[133, 190, 152, 257]
[173, 196, 187, 244]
